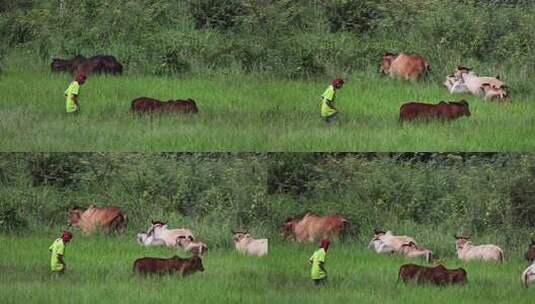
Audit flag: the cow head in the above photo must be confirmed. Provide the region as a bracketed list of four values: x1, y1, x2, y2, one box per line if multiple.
[232, 231, 249, 243]
[481, 83, 508, 101]
[372, 229, 386, 240]
[454, 235, 471, 250]
[137, 232, 148, 244]
[525, 240, 535, 262]
[379, 53, 397, 75]
[190, 256, 205, 272]
[450, 99, 471, 117]
[281, 218, 299, 239]
[450, 268, 467, 285]
[455, 66, 472, 78]
[68, 207, 85, 227]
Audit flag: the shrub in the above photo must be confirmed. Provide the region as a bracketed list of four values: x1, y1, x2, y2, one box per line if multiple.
[188, 0, 244, 30]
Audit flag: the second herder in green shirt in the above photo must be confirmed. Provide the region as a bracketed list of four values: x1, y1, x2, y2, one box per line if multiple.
[320, 78, 345, 124]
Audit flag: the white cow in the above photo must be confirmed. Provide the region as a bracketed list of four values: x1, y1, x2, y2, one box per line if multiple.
[146, 221, 195, 247]
[368, 238, 396, 254]
[233, 232, 268, 257]
[372, 230, 417, 252]
[446, 66, 507, 100]
[176, 235, 208, 257]
[455, 236, 504, 263]
[136, 232, 166, 246]
[522, 262, 535, 288]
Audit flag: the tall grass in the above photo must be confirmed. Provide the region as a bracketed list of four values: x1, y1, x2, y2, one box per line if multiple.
[1, 63, 534, 151]
[1, 234, 533, 304]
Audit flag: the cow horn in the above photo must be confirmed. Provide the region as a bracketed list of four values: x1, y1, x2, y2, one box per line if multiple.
[454, 234, 460, 239]
[495, 75, 500, 80]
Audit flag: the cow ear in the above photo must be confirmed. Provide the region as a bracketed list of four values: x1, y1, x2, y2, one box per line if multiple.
[495, 75, 500, 80]
[188, 235, 194, 241]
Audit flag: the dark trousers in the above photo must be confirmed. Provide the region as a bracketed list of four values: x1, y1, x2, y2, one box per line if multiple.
[314, 277, 327, 286]
[324, 113, 337, 124]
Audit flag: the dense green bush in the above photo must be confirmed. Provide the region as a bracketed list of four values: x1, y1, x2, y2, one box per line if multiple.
[1, 0, 534, 88]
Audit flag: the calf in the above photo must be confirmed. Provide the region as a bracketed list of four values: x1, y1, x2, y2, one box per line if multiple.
[133, 255, 204, 276]
[233, 232, 268, 257]
[398, 264, 467, 286]
[455, 235, 504, 263]
[131, 97, 199, 114]
[399, 241, 434, 263]
[176, 235, 208, 257]
[371, 230, 416, 252]
[399, 100, 471, 122]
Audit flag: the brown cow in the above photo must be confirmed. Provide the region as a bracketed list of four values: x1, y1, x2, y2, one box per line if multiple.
[133, 255, 204, 276]
[380, 53, 429, 81]
[281, 213, 349, 243]
[398, 264, 467, 286]
[524, 240, 535, 263]
[76, 55, 123, 75]
[399, 100, 471, 123]
[51, 55, 87, 73]
[131, 97, 199, 114]
[68, 205, 126, 234]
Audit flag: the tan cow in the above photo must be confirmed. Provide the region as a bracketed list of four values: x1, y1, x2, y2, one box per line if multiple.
[282, 213, 349, 243]
[399, 241, 434, 263]
[176, 235, 208, 257]
[455, 235, 504, 263]
[380, 53, 429, 81]
[372, 230, 416, 252]
[68, 205, 126, 234]
[146, 221, 195, 247]
[233, 232, 268, 257]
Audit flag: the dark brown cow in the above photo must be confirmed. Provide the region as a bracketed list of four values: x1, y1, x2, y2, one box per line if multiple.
[398, 264, 467, 286]
[77, 55, 123, 75]
[133, 255, 204, 276]
[131, 97, 199, 114]
[399, 100, 471, 123]
[51, 55, 86, 73]
[525, 240, 535, 262]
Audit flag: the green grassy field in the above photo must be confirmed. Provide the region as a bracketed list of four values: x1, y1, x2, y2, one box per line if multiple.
[1, 233, 534, 304]
[1, 65, 535, 151]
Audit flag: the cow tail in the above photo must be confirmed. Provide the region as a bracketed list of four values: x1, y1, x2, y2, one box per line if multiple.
[524, 272, 529, 288]
[499, 250, 504, 263]
[397, 267, 402, 283]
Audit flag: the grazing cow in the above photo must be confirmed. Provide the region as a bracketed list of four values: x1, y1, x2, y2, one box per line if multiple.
[444, 74, 470, 94]
[522, 262, 535, 288]
[371, 230, 417, 252]
[455, 235, 504, 263]
[379, 53, 429, 81]
[232, 231, 268, 257]
[282, 213, 349, 243]
[76, 55, 123, 75]
[398, 264, 467, 286]
[145, 221, 195, 247]
[136, 232, 166, 246]
[131, 97, 199, 114]
[449, 67, 507, 100]
[399, 100, 471, 122]
[525, 240, 535, 262]
[368, 238, 396, 254]
[399, 241, 434, 263]
[176, 235, 208, 257]
[51, 55, 87, 73]
[68, 205, 126, 234]
[133, 255, 204, 276]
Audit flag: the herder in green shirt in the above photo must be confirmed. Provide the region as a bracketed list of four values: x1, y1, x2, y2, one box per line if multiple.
[320, 78, 345, 124]
[49, 231, 73, 274]
[64, 73, 87, 114]
[309, 239, 330, 286]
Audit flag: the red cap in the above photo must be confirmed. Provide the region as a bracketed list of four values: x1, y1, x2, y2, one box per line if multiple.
[332, 78, 345, 87]
[62, 230, 73, 241]
[320, 239, 331, 250]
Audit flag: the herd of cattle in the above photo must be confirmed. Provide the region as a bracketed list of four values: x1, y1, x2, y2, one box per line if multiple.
[67, 205, 535, 287]
[51, 52, 509, 121]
